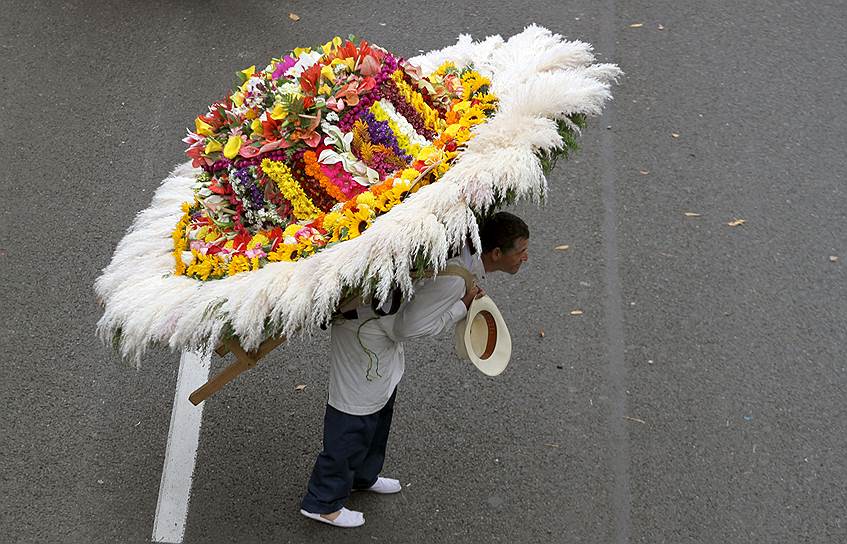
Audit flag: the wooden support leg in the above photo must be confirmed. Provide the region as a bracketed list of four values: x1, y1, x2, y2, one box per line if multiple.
[188, 335, 287, 405]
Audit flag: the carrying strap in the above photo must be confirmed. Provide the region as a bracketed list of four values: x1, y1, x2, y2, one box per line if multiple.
[431, 264, 477, 292]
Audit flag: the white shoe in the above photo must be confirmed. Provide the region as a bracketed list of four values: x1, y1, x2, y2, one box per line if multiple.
[359, 476, 402, 494]
[300, 507, 365, 528]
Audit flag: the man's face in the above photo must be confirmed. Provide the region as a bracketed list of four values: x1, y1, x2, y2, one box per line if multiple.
[498, 237, 529, 274]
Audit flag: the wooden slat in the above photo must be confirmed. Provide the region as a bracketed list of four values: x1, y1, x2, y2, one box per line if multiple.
[254, 335, 287, 359]
[188, 335, 288, 405]
[188, 356, 252, 405]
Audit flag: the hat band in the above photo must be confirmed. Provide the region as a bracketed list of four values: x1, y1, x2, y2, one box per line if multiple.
[478, 310, 497, 360]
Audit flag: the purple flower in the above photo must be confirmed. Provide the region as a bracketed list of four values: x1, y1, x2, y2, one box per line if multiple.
[234, 167, 265, 210]
[272, 55, 297, 80]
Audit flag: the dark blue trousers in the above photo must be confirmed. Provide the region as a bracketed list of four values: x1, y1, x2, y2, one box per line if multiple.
[301, 389, 397, 514]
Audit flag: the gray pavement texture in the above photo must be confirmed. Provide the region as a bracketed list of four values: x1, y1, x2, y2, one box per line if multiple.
[1, 0, 846, 543]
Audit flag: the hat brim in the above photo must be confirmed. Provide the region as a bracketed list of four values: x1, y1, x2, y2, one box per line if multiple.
[454, 295, 512, 376]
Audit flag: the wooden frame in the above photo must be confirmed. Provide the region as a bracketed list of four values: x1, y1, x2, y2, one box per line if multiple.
[188, 335, 287, 405]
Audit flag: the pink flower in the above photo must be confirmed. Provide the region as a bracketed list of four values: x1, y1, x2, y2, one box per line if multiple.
[238, 145, 260, 158]
[245, 246, 266, 259]
[326, 96, 345, 112]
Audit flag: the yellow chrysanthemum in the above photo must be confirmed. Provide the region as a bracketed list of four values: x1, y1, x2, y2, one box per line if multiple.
[355, 192, 376, 208]
[369, 102, 423, 157]
[227, 254, 251, 276]
[323, 211, 343, 232]
[262, 159, 320, 220]
[400, 168, 419, 181]
[187, 252, 218, 281]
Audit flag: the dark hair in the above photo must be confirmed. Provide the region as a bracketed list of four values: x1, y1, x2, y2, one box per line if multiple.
[480, 211, 529, 253]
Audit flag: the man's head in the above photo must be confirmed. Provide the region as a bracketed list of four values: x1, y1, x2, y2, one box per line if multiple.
[479, 212, 529, 274]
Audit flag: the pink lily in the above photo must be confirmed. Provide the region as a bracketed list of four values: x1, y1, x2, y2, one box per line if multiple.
[258, 139, 291, 154]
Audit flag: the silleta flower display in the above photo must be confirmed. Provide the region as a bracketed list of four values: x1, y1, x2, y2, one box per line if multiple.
[95, 26, 621, 364]
[176, 38, 497, 280]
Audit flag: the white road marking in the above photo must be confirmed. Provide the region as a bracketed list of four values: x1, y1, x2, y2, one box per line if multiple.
[152, 350, 211, 543]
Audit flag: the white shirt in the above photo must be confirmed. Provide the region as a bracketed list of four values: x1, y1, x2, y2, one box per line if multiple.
[392, 245, 485, 341]
[328, 314, 405, 415]
[327, 245, 484, 415]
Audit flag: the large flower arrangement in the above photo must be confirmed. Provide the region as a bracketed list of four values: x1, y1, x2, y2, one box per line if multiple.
[175, 37, 498, 281]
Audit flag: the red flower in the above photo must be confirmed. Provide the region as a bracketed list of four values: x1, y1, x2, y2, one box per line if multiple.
[262, 116, 281, 141]
[209, 177, 230, 195]
[233, 232, 252, 250]
[300, 63, 321, 96]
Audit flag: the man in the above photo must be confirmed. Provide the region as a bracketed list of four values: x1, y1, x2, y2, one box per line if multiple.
[300, 212, 529, 528]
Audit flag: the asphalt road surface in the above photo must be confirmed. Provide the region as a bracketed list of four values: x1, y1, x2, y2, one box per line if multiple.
[2, 1, 846, 543]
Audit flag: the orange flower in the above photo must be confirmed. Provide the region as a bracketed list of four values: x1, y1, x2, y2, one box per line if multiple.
[303, 150, 348, 203]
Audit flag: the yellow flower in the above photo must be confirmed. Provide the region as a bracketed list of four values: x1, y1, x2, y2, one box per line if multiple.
[417, 145, 445, 166]
[318, 84, 332, 96]
[323, 211, 342, 231]
[211, 256, 228, 278]
[204, 229, 220, 243]
[223, 135, 242, 159]
[293, 47, 312, 57]
[453, 126, 472, 144]
[270, 102, 288, 120]
[250, 118, 263, 136]
[187, 252, 219, 281]
[268, 244, 299, 262]
[297, 238, 315, 255]
[249, 233, 270, 248]
[204, 139, 223, 154]
[355, 192, 376, 208]
[227, 254, 251, 276]
[461, 72, 490, 100]
[339, 214, 369, 240]
[320, 65, 335, 83]
[330, 57, 355, 71]
[376, 189, 402, 213]
[444, 123, 461, 138]
[321, 36, 342, 54]
[240, 65, 256, 80]
[392, 179, 411, 193]
[194, 118, 214, 137]
[173, 248, 187, 276]
[231, 91, 245, 107]
[283, 224, 301, 239]
[262, 159, 320, 220]
[400, 168, 419, 181]
[453, 100, 472, 113]
[351, 203, 375, 223]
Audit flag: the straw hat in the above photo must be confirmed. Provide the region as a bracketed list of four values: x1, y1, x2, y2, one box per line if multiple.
[454, 295, 512, 376]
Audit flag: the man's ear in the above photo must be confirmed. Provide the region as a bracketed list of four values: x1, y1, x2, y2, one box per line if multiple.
[491, 247, 502, 260]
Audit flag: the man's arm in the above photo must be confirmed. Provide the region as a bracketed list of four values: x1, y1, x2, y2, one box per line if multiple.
[391, 276, 468, 341]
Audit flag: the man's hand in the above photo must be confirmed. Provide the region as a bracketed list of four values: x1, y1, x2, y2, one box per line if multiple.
[462, 283, 486, 309]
